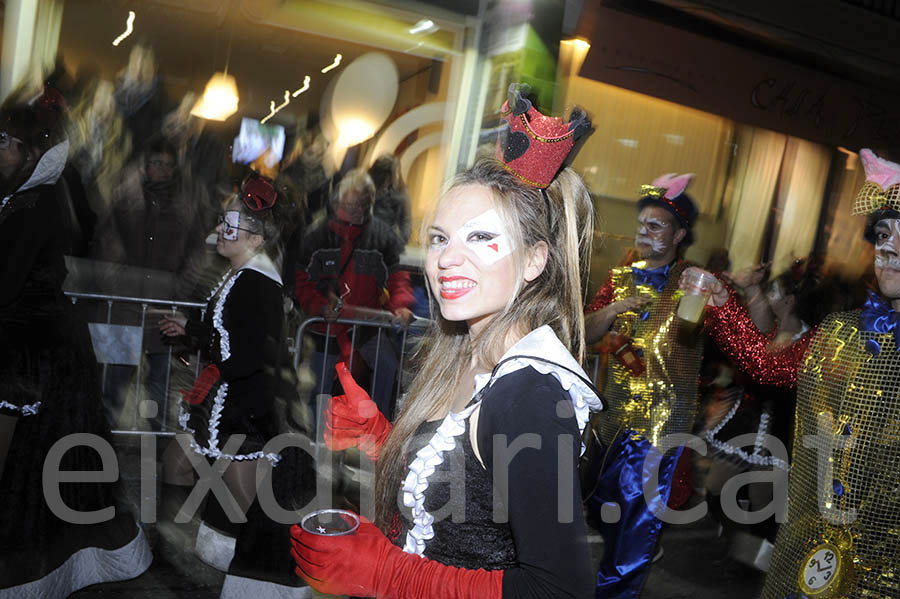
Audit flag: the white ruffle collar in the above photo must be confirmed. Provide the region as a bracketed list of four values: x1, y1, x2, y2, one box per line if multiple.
[472, 325, 605, 439]
[240, 253, 282, 286]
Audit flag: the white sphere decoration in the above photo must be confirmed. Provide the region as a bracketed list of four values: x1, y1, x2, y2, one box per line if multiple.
[321, 52, 399, 149]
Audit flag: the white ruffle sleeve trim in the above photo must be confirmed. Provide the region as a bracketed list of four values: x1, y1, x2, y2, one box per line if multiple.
[473, 325, 603, 448]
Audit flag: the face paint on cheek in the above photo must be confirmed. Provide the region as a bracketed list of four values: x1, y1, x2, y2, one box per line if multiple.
[456, 209, 514, 266]
[635, 235, 667, 253]
[637, 217, 669, 237]
[223, 210, 241, 241]
[875, 220, 900, 270]
[875, 254, 900, 269]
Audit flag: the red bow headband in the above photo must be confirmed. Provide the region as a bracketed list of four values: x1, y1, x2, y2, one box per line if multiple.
[496, 84, 592, 189]
[241, 172, 277, 212]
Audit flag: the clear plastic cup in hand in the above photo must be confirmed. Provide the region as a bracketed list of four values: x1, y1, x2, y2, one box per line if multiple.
[678, 269, 718, 323]
[301, 509, 360, 536]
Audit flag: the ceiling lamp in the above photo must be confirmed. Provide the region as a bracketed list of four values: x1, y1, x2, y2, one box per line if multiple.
[191, 72, 239, 121]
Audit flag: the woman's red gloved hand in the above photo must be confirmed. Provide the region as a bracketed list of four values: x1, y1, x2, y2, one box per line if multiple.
[289, 515, 503, 599]
[323, 362, 391, 461]
[181, 364, 220, 405]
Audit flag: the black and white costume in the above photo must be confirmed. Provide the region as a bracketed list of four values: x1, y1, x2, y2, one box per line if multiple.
[0, 140, 151, 597]
[391, 325, 603, 598]
[180, 254, 285, 464]
[179, 253, 314, 598]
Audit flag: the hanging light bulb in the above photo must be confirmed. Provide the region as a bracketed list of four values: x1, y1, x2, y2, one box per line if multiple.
[191, 72, 239, 121]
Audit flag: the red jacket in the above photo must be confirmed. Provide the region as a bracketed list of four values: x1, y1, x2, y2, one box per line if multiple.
[294, 216, 414, 351]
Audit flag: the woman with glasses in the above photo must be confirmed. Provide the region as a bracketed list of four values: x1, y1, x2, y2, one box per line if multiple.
[159, 175, 314, 595]
[0, 90, 152, 595]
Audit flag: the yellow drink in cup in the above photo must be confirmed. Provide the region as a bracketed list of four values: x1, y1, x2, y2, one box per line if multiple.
[677, 269, 717, 324]
[676, 293, 707, 323]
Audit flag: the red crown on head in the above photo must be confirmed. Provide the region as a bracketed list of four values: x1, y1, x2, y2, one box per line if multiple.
[241, 172, 277, 212]
[495, 84, 592, 189]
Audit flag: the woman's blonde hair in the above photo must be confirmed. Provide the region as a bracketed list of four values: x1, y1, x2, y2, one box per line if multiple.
[374, 158, 594, 528]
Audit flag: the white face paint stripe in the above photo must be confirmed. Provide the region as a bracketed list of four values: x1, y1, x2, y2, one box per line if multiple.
[455, 209, 514, 266]
[635, 236, 666, 253]
[223, 211, 241, 241]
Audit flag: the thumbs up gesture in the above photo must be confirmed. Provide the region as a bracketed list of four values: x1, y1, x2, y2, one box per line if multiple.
[324, 362, 392, 461]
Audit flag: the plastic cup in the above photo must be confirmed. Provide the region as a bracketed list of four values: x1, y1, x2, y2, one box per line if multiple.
[300, 509, 360, 536]
[677, 269, 718, 323]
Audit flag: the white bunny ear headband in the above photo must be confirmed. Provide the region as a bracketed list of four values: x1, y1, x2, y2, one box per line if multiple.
[854, 148, 900, 215]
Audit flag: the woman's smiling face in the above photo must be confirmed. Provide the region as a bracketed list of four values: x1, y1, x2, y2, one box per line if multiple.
[425, 184, 520, 333]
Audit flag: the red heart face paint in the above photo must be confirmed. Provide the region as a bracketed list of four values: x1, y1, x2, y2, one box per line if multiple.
[222, 210, 241, 241]
[456, 209, 512, 265]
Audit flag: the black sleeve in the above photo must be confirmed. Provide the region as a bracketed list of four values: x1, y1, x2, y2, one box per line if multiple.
[476, 368, 594, 599]
[217, 271, 282, 382]
[184, 316, 212, 350]
[0, 195, 55, 307]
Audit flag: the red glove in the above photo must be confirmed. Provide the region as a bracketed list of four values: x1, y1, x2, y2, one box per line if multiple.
[289, 516, 503, 599]
[324, 362, 391, 461]
[181, 364, 220, 405]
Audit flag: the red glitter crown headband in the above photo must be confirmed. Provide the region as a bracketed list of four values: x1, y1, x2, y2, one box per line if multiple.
[496, 84, 593, 189]
[241, 172, 277, 212]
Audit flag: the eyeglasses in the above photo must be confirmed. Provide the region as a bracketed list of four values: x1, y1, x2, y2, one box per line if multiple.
[217, 214, 260, 235]
[0, 132, 24, 150]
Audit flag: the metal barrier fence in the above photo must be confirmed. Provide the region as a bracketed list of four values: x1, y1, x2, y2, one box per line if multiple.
[65, 292, 431, 438]
[64, 291, 603, 441]
[291, 308, 431, 400]
[66, 292, 207, 437]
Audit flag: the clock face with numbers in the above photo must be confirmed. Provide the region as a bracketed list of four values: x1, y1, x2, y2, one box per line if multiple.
[799, 543, 840, 595]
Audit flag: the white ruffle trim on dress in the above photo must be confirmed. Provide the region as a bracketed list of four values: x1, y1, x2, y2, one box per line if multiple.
[399, 325, 603, 556]
[178, 383, 281, 466]
[213, 270, 242, 362]
[704, 393, 788, 471]
[401, 402, 479, 555]
[0, 399, 41, 416]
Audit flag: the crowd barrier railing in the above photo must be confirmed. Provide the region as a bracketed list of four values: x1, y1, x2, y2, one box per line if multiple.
[65, 291, 207, 437]
[64, 292, 602, 446]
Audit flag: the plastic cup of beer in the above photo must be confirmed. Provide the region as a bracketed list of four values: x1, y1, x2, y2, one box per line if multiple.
[677, 269, 718, 324]
[300, 509, 360, 536]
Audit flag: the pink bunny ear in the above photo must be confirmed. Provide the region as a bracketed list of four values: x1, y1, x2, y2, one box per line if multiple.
[859, 148, 900, 189]
[663, 173, 695, 200]
[651, 172, 677, 188]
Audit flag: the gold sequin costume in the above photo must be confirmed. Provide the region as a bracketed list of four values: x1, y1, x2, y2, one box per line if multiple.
[709, 303, 900, 598]
[595, 261, 704, 447]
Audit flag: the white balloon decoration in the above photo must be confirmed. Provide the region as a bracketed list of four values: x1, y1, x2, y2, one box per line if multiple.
[320, 52, 399, 161]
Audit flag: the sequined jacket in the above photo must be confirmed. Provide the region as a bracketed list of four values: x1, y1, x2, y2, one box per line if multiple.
[587, 261, 705, 446]
[706, 295, 900, 599]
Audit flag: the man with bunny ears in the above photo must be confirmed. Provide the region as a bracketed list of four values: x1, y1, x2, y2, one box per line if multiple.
[691, 148, 900, 599]
[583, 173, 701, 598]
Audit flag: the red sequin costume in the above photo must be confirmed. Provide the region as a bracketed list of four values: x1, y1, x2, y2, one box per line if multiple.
[705, 289, 813, 388]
